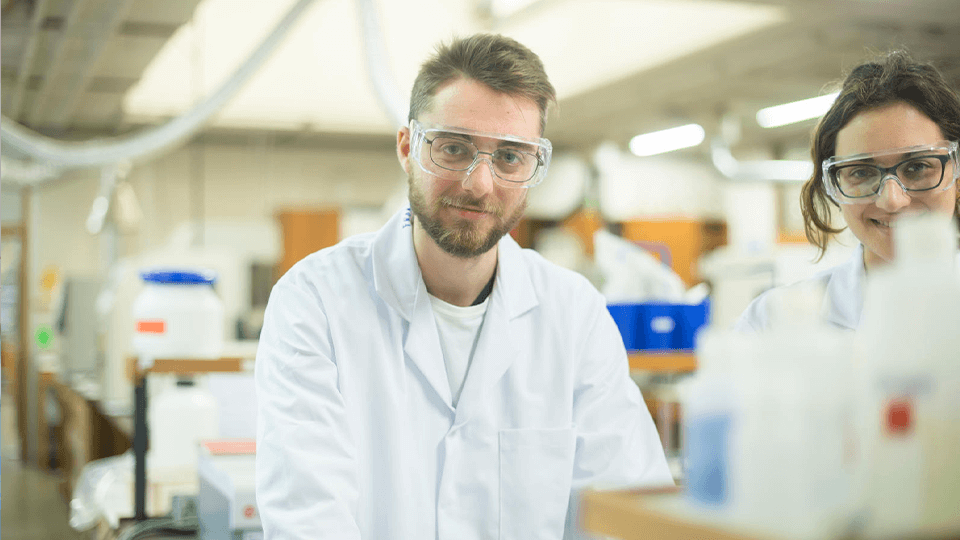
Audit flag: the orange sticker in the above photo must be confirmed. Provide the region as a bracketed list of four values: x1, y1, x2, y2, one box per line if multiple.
[136, 320, 166, 334]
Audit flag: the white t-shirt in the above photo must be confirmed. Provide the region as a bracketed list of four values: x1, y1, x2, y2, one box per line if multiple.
[428, 294, 489, 407]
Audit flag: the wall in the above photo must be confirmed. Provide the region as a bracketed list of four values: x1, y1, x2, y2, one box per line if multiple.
[31, 140, 404, 283]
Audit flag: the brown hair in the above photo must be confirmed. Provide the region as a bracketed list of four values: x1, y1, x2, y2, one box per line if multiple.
[800, 50, 960, 259]
[408, 34, 557, 135]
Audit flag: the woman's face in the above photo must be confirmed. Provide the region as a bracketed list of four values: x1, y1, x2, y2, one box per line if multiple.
[834, 102, 959, 271]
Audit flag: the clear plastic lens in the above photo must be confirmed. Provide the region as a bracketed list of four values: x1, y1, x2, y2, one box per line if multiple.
[822, 141, 959, 204]
[831, 155, 947, 198]
[427, 136, 539, 181]
[410, 120, 551, 188]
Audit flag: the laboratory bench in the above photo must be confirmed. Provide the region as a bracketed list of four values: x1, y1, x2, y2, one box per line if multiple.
[51, 375, 134, 502]
[579, 488, 960, 540]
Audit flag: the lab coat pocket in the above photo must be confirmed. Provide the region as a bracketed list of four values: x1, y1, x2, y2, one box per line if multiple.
[499, 427, 575, 540]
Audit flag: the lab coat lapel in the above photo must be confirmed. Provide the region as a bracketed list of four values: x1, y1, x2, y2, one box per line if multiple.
[455, 236, 538, 425]
[372, 207, 454, 412]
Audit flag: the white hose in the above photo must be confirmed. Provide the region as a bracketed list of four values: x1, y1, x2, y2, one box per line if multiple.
[0, 0, 317, 172]
[354, 0, 407, 128]
[710, 138, 812, 182]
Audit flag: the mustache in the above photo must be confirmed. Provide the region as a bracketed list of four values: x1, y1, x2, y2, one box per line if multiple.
[438, 196, 503, 217]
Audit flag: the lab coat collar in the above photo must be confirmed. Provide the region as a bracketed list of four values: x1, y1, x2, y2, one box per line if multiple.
[371, 207, 420, 321]
[370, 206, 538, 321]
[371, 206, 539, 412]
[823, 243, 865, 330]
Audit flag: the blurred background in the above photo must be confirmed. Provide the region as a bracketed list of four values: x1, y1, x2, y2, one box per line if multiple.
[2, 0, 959, 538]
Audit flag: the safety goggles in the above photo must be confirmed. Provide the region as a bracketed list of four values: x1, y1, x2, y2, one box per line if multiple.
[409, 119, 552, 188]
[822, 140, 959, 205]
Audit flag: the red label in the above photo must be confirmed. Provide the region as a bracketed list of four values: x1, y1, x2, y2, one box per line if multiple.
[136, 320, 166, 334]
[885, 397, 913, 436]
[202, 439, 256, 455]
[243, 505, 256, 519]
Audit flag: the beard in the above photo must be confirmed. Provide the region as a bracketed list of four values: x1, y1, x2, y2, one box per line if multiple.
[408, 170, 527, 259]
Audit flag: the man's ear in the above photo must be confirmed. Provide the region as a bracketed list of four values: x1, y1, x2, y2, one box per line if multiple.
[397, 126, 411, 175]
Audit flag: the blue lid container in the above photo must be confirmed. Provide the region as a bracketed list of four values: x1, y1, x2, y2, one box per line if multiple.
[140, 270, 217, 285]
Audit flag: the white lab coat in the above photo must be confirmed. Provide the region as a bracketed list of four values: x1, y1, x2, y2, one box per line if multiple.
[255, 207, 672, 540]
[735, 244, 960, 332]
[735, 244, 866, 333]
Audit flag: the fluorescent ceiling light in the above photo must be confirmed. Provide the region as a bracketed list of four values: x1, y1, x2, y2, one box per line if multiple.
[504, 1, 786, 99]
[491, 0, 540, 18]
[629, 124, 705, 157]
[756, 92, 839, 128]
[126, 0, 786, 133]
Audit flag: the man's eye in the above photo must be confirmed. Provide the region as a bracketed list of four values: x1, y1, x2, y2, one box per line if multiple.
[498, 150, 522, 164]
[441, 143, 468, 156]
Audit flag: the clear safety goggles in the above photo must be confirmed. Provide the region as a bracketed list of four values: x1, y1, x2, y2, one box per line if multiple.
[409, 119, 552, 188]
[822, 140, 959, 205]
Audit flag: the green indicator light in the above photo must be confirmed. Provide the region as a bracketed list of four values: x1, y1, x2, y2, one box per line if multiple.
[35, 325, 54, 349]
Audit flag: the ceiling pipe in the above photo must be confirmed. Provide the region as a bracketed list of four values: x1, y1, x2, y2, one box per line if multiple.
[355, 0, 407, 128]
[0, 0, 317, 176]
[709, 114, 813, 183]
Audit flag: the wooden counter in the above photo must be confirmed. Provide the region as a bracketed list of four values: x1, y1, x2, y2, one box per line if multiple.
[628, 351, 697, 373]
[581, 488, 773, 540]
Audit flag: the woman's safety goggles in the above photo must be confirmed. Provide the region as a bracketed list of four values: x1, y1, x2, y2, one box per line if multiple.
[409, 120, 552, 188]
[822, 140, 959, 205]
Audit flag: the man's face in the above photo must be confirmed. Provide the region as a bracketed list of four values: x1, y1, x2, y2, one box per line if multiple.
[397, 78, 541, 259]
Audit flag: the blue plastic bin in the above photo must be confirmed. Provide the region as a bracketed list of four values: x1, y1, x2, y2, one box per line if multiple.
[606, 303, 643, 350]
[607, 300, 710, 352]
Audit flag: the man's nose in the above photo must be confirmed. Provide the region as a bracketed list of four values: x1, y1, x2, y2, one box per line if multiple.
[875, 175, 912, 212]
[461, 155, 496, 196]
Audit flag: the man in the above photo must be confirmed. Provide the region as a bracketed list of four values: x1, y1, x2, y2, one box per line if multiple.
[255, 33, 672, 539]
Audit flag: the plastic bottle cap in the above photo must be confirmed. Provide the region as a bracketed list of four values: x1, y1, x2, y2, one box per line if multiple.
[140, 269, 217, 285]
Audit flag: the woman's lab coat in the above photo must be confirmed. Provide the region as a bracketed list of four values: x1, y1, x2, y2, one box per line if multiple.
[735, 245, 866, 333]
[735, 244, 960, 332]
[255, 208, 672, 540]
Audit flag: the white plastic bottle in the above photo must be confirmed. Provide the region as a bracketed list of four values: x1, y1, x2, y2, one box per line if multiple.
[681, 325, 747, 509]
[149, 375, 220, 470]
[132, 270, 225, 366]
[684, 283, 856, 540]
[730, 284, 856, 540]
[855, 213, 960, 538]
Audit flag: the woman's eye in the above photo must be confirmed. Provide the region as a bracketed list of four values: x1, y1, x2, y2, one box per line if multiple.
[903, 159, 932, 174]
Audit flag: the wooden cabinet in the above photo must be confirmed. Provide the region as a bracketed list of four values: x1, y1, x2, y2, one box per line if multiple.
[621, 219, 727, 286]
[275, 209, 340, 279]
[55, 381, 132, 501]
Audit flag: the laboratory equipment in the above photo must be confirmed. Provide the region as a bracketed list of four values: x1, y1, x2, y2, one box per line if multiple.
[197, 440, 261, 540]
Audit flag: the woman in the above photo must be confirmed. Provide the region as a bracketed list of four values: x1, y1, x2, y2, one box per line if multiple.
[736, 50, 960, 332]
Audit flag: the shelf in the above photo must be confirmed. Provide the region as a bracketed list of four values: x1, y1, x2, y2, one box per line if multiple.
[628, 351, 697, 373]
[125, 356, 244, 381]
